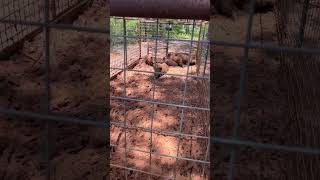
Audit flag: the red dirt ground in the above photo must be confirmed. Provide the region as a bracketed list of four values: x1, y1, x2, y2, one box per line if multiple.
[0, 1, 301, 179]
[110, 55, 210, 179]
[109, 18, 210, 179]
[211, 9, 297, 180]
[0, 0, 210, 179]
[0, 0, 108, 179]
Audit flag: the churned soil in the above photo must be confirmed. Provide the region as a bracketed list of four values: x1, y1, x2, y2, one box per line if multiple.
[211, 7, 296, 180]
[0, 0, 108, 179]
[110, 44, 210, 179]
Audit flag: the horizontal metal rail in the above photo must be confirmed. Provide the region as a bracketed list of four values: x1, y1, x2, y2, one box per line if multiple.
[110, 67, 210, 80]
[110, 163, 174, 179]
[111, 96, 209, 111]
[110, 144, 210, 164]
[1, 107, 320, 155]
[0, 19, 109, 33]
[110, 0, 210, 20]
[111, 120, 209, 140]
[2, 19, 320, 55]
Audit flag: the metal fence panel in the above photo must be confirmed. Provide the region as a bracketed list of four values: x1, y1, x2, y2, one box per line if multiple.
[110, 17, 210, 179]
[0, 0, 88, 53]
[212, 0, 320, 179]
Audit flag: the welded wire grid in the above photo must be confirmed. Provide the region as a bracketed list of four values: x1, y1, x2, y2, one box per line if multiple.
[111, 18, 210, 78]
[110, 17, 143, 78]
[0, 0, 108, 180]
[213, 0, 320, 179]
[0, 0, 319, 179]
[0, 0, 88, 52]
[110, 17, 210, 179]
[272, 0, 320, 179]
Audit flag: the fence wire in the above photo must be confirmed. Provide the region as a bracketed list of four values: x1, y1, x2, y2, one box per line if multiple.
[110, 16, 210, 179]
[0, 0, 320, 179]
[274, 0, 320, 179]
[0, 0, 107, 179]
[212, 0, 320, 179]
[0, 0, 89, 53]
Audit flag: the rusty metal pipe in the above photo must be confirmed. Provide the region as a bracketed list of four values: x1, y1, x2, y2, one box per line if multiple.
[110, 0, 210, 20]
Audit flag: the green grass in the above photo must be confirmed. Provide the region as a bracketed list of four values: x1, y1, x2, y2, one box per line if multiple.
[110, 17, 208, 47]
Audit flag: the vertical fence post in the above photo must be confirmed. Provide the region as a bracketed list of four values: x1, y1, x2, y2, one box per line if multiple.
[139, 19, 142, 58]
[148, 18, 159, 180]
[186, 19, 189, 33]
[48, 0, 57, 169]
[227, 0, 256, 179]
[43, 0, 52, 179]
[144, 21, 147, 42]
[122, 17, 129, 180]
[196, 21, 203, 75]
[165, 23, 170, 56]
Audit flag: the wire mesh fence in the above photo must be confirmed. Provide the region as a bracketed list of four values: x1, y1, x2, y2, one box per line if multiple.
[0, 0, 108, 179]
[0, 0, 320, 179]
[212, 0, 320, 179]
[0, 0, 90, 54]
[273, 0, 320, 179]
[110, 17, 210, 179]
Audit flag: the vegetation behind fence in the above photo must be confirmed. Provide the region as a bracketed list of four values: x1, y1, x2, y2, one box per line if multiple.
[110, 17, 208, 50]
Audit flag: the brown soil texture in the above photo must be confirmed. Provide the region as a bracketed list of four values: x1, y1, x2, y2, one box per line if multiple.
[110, 48, 210, 179]
[0, 0, 108, 179]
[211, 9, 302, 180]
[0, 0, 210, 179]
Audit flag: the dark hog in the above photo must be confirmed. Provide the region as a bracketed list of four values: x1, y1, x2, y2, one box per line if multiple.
[153, 62, 169, 79]
[144, 54, 165, 66]
[164, 52, 196, 67]
[175, 52, 196, 65]
[144, 54, 153, 66]
[163, 54, 183, 67]
[163, 57, 179, 66]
